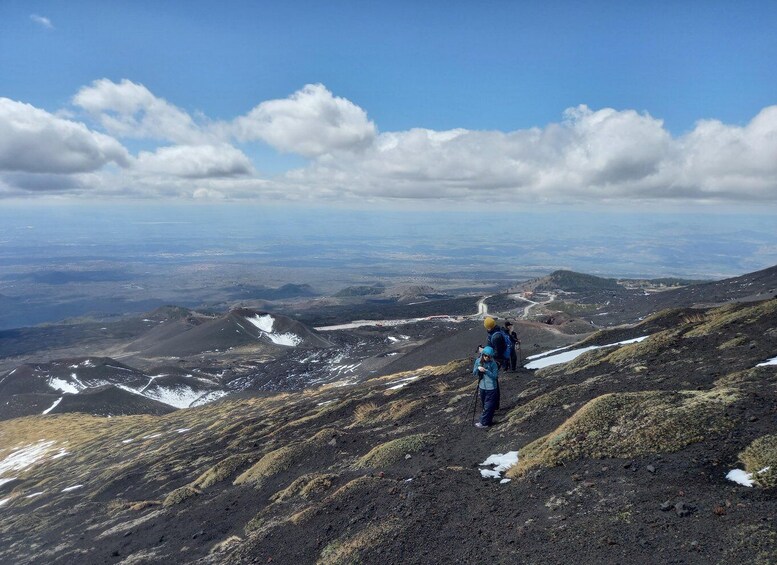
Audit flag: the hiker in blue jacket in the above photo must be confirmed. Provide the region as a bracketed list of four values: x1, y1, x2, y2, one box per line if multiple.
[472, 345, 499, 428]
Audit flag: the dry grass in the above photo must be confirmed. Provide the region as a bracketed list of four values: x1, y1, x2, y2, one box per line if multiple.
[192, 453, 252, 489]
[509, 387, 739, 477]
[270, 473, 337, 503]
[685, 300, 777, 338]
[317, 519, 400, 564]
[233, 428, 340, 488]
[352, 402, 380, 424]
[506, 377, 602, 426]
[739, 434, 777, 489]
[162, 485, 200, 507]
[355, 433, 437, 469]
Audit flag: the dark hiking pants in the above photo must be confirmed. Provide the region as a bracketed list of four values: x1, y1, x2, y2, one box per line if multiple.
[480, 388, 499, 426]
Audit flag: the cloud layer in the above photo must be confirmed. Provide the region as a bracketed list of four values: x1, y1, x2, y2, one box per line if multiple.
[1, 80, 776, 204]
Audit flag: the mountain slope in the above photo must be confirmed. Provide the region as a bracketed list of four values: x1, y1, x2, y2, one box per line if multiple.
[1, 297, 775, 564]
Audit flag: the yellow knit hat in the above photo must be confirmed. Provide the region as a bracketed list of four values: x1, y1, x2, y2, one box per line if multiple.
[483, 317, 496, 330]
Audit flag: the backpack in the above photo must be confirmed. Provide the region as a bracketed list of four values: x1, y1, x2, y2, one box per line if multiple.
[488, 327, 513, 359]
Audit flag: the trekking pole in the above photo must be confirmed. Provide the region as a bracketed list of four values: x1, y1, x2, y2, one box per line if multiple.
[465, 380, 480, 427]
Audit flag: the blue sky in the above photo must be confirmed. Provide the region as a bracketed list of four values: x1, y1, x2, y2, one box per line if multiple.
[1, 1, 776, 210]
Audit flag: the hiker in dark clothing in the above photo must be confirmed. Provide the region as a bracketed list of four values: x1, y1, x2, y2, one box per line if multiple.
[472, 345, 499, 428]
[483, 317, 511, 370]
[505, 320, 520, 371]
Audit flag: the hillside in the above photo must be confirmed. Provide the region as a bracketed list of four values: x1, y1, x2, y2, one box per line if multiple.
[1, 296, 775, 563]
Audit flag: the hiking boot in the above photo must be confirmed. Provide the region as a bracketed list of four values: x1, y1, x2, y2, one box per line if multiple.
[474, 422, 488, 429]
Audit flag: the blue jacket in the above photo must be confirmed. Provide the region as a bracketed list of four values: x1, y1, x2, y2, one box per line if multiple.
[473, 355, 499, 391]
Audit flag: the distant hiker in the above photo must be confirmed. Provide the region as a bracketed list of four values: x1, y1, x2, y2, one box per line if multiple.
[472, 345, 499, 428]
[504, 321, 520, 371]
[483, 317, 512, 370]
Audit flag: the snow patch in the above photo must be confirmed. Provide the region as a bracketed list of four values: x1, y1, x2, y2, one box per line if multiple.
[48, 377, 79, 394]
[42, 397, 63, 415]
[726, 469, 754, 487]
[144, 385, 203, 409]
[726, 466, 772, 487]
[756, 356, 777, 367]
[525, 336, 650, 370]
[246, 314, 302, 346]
[479, 451, 519, 481]
[0, 440, 56, 478]
[62, 485, 83, 492]
[386, 376, 421, 390]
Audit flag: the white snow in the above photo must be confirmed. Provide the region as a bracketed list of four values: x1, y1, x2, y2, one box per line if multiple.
[726, 466, 772, 487]
[267, 332, 303, 346]
[756, 356, 777, 367]
[479, 451, 519, 480]
[42, 397, 63, 415]
[48, 377, 79, 394]
[247, 314, 275, 333]
[726, 469, 754, 487]
[144, 385, 203, 409]
[525, 336, 650, 370]
[0, 440, 56, 479]
[0, 478, 16, 487]
[386, 376, 421, 390]
[0, 497, 10, 507]
[176, 428, 191, 433]
[62, 485, 83, 492]
[25, 491, 44, 498]
[246, 314, 302, 346]
[190, 390, 229, 407]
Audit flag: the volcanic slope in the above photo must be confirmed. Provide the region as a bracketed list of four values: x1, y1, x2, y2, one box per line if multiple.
[1, 297, 775, 564]
[515, 265, 777, 327]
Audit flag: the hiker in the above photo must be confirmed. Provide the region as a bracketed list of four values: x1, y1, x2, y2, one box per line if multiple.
[483, 317, 512, 370]
[472, 345, 499, 428]
[505, 320, 520, 371]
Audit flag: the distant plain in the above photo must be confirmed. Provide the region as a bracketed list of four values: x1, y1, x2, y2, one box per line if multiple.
[1, 203, 775, 329]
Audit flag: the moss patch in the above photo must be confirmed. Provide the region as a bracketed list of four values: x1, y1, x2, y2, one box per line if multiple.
[317, 519, 399, 564]
[355, 433, 437, 469]
[509, 388, 738, 476]
[234, 428, 339, 488]
[162, 485, 200, 507]
[506, 378, 603, 426]
[685, 300, 777, 338]
[271, 473, 337, 503]
[604, 330, 683, 366]
[192, 453, 252, 489]
[739, 434, 777, 489]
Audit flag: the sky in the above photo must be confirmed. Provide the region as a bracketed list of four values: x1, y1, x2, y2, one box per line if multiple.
[1, 0, 776, 209]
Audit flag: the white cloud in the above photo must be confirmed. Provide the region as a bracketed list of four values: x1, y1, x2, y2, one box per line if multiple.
[284, 103, 777, 203]
[73, 79, 209, 144]
[233, 83, 377, 157]
[0, 98, 129, 174]
[30, 14, 53, 29]
[134, 144, 253, 178]
[3, 80, 777, 204]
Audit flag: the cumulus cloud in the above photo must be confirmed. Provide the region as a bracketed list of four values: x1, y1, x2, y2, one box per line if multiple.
[233, 83, 377, 157]
[134, 144, 253, 178]
[0, 98, 129, 174]
[2, 79, 776, 204]
[73, 79, 209, 144]
[30, 14, 53, 29]
[285, 103, 777, 203]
